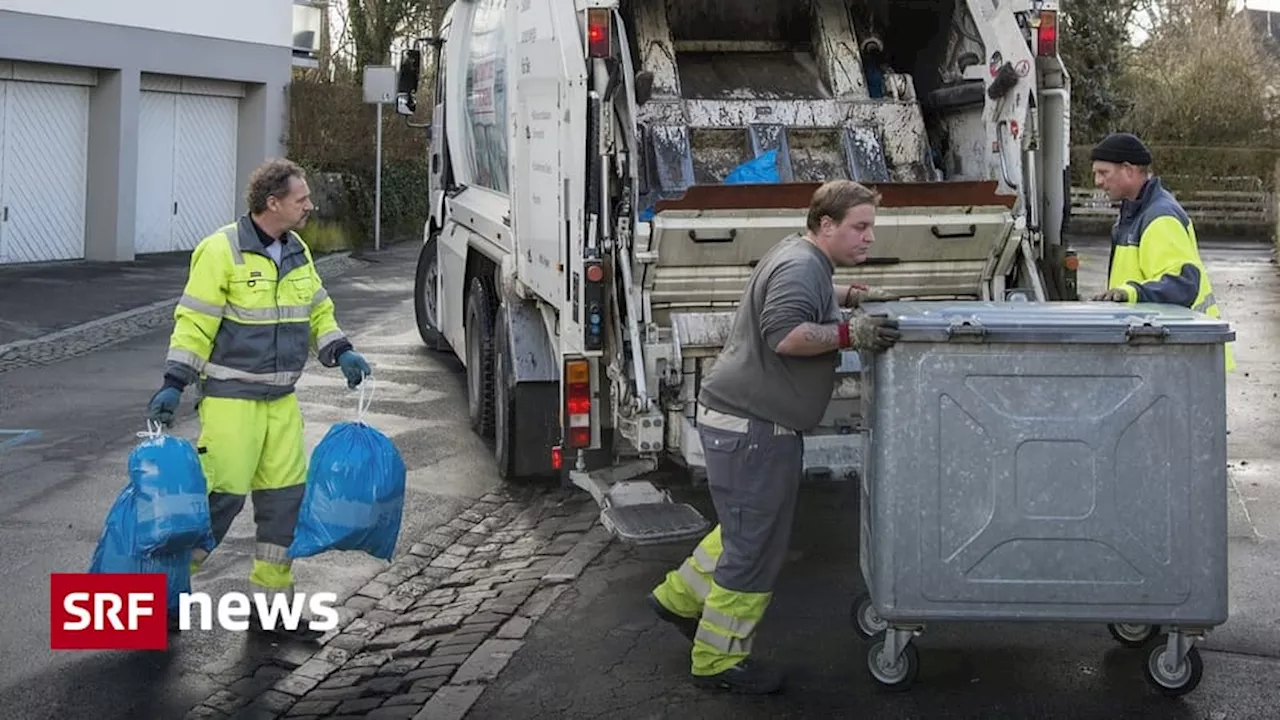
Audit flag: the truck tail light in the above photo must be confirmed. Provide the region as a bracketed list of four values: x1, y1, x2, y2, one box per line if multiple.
[565, 359, 592, 449]
[1037, 11, 1058, 57]
[551, 445, 563, 470]
[587, 8, 611, 58]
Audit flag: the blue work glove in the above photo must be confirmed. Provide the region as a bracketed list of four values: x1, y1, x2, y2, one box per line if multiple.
[338, 350, 372, 389]
[147, 386, 183, 426]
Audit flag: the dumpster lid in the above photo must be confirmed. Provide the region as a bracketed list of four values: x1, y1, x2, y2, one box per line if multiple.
[857, 301, 1236, 345]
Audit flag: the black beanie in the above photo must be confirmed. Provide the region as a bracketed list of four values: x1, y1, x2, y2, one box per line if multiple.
[1091, 132, 1152, 165]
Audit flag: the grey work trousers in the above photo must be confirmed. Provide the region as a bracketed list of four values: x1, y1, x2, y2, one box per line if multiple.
[699, 413, 804, 593]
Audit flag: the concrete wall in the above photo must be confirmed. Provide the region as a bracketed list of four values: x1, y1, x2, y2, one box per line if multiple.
[0, 8, 293, 262]
[0, 0, 294, 49]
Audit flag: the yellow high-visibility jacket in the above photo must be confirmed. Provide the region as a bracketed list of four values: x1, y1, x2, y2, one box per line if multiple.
[1107, 177, 1235, 372]
[162, 216, 350, 399]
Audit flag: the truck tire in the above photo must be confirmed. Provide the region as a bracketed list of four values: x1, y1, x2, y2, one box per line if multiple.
[413, 232, 446, 350]
[464, 277, 496, 438]
[492, 301, 560, 482]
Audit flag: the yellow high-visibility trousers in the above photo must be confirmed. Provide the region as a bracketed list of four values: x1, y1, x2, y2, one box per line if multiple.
[189, 394, 307, 593]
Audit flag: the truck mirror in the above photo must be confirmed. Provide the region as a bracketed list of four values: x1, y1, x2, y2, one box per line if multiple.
[635, 70, 654, 106]
[397, 48, 422, 95]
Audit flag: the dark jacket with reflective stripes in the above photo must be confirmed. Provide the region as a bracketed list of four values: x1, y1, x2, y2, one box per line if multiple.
[163, 216, 352, 400]
[1107, 176, 1234, 370]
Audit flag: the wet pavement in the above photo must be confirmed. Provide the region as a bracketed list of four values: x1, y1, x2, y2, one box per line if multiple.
[465, 238, 1280, 719]
[0, 232, 1275, 719]
[0, 251, 193, 348]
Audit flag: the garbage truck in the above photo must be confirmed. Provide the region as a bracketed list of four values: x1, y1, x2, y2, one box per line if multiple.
[393, 0, 1076, 545]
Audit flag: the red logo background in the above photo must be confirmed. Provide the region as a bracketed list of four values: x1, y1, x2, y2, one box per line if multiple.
[50, 573, 168, 650]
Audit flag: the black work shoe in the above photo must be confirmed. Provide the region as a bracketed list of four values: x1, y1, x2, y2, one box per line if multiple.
[692, 658, 785, 695]
[646, 593, 699, 641]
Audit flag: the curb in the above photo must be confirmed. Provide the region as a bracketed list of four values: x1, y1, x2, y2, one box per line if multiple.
[0, 252, 361, 374]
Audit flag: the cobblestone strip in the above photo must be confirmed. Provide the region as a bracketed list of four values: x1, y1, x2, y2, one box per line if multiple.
[184, 486, 612, 720]
[0, 253, 363, 375]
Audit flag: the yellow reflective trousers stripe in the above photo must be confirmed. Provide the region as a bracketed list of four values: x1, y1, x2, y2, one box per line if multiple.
[651, 524, 776, 676]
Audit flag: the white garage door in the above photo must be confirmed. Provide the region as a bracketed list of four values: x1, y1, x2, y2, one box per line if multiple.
[0, 77, 91, 264]
[135, 87, 239, 254]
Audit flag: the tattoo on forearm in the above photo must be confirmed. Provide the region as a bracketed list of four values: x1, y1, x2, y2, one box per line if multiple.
[802, 323, 838, 345]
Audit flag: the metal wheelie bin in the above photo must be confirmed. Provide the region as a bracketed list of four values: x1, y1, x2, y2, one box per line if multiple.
[851, 300, 1234, 697]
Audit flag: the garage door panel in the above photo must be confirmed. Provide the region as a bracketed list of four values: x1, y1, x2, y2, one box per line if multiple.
[172, 94, 238, 251]
[135, 91, 177, 255]
[1, 81, 89, 263]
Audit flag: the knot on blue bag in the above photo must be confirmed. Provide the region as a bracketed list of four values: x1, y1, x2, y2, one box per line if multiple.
[288, 378, 408, 561]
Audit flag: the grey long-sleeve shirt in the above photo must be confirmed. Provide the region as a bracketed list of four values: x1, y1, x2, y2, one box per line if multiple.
[698, 234, 842, 432]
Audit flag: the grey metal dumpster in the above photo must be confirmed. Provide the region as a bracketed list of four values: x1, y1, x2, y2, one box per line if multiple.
[851, 300, 1234, 697]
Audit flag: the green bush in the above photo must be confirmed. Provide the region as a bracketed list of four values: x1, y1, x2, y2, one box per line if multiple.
[1070, 145, 1280, 191]
[297, 218, 352, 254]
[288, 77, 433, 252]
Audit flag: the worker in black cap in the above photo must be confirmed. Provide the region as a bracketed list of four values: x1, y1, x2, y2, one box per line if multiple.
[1089, 132, 1234, 370]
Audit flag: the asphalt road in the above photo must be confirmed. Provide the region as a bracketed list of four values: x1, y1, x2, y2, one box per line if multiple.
[0, 241, 513, 719]
[466, 240, 1280, 719]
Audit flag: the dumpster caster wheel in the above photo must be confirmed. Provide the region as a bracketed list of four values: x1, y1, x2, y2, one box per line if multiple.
[1143, 642, 1203, 697]
[1108, 623, 1160, 648]
[852, 593, 887, 640]
[867, 636, 919, 691]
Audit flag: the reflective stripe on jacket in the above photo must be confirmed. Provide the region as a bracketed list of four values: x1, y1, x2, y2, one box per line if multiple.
[1108, 177, 1235, 371]
[164, 216, 349, 400]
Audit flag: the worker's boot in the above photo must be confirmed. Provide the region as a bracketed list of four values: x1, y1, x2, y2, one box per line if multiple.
[692, 658, 785, 695]
[646, 592, 699, 641]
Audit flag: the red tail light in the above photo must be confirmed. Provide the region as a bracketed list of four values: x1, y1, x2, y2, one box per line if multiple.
[587, 8, 611, 58]
[551, 446, 563, 471]
[565, 359, 593, 449]
[1037, 11, 1058, 57]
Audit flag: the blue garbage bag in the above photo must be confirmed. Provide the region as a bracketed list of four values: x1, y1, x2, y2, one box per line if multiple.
[287, 420, 407, 561]
[89, 483, 193, 611]
[129, 430, 213, 557]
[724, 149, 780, 184]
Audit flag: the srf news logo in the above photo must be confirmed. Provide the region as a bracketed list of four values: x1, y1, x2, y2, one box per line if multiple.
[49, 573, 339, 650]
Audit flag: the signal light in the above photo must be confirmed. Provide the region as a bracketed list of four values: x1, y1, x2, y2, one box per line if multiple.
[565, 359, 593, 449]
[551, 446, 562, 471]
[1037, 11, 1057, 57]
[587, 8, 611, 58]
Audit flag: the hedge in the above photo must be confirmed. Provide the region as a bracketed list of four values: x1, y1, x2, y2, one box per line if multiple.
[287, 75, 434, 253]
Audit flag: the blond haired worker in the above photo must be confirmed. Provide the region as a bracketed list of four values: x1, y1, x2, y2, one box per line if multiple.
[648, 180, 900, 694]
[146, 159, 371, 641]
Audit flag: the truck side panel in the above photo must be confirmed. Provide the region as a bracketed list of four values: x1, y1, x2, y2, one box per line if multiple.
[512, 0, 566, 308]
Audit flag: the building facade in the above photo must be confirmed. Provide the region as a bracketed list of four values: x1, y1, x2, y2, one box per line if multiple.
[0, 0, 308, 265]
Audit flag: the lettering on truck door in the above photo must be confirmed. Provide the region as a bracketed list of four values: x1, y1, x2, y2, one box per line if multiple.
[512, 0, 571, 307]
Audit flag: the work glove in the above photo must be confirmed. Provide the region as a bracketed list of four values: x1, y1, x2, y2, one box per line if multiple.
[848, 314, 901, 352]
[1091, 288, 1129, 302]
[845, 283, 899, 306]
[147, 386, 183, 427]
[338, 350, 372, 389]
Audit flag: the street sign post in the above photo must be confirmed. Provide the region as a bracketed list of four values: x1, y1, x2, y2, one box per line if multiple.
[363, 65, 397, 252]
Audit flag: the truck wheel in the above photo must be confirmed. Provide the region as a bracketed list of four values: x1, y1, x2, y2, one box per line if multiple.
[464, 277, 496, 438]
[413, 232, 445, 350]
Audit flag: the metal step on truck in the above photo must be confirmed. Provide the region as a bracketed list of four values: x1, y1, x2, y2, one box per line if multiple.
[392, 0, 1076, 546]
